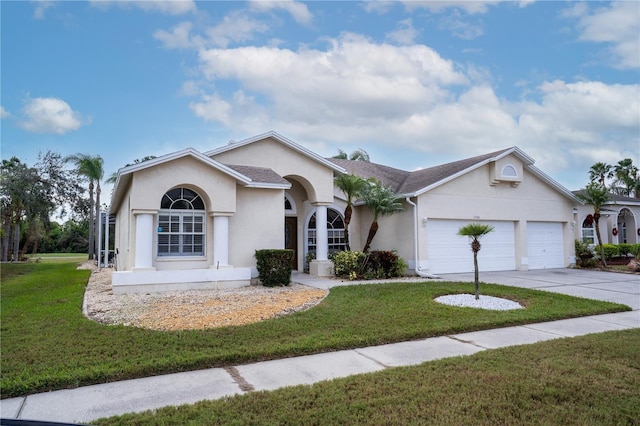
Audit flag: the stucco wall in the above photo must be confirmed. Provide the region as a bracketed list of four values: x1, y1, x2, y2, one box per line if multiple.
[130, 156, 237, 214]
[418, 164, 576, 269]
[211, 137, 335, 203]
[230, 186, 284, 275]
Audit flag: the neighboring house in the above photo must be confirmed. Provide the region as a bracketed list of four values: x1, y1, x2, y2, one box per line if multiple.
[109, 131, 581, 293]
[573, 192, 640, 247]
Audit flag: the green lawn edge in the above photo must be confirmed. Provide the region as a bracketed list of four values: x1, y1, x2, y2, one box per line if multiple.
[1, 262, 631, 398]
[95, 328, 640, 426]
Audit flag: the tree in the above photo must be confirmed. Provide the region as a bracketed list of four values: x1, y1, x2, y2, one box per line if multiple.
[361, 182, 404, 253]
[589, 162, 613, 186]
[66, 154, 104, 260]
[333, 173, 368, 251]
[611, 158, 639, 198]
[333, 149, 370, 162]
[576, 182, 611, 266]
[1, 152, 83, 260]
[106, 156, 157, 184]
[457, 223, 495, 300]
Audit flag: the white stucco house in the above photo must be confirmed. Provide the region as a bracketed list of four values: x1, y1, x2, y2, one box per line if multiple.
[573, 193, 640, 247]
[109, 131, 585, 294]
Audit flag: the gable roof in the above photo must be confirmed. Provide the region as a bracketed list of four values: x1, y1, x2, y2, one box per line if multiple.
[205, 131, 346, 174]
[329, 147, 579, 202]
[572, 190, 640, 206]
[109, 148, 290, 213]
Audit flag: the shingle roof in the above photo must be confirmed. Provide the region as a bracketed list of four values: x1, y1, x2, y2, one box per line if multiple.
[328, 148, 514, 195]
[226, 164, 290, 186]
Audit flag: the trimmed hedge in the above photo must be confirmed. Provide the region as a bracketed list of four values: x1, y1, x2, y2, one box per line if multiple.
[255, 249, 293, 287]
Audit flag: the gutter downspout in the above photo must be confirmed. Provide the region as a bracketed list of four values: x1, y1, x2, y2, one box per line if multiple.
[405, 197, 439, 279]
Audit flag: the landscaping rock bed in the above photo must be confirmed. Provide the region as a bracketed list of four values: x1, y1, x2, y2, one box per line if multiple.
[81, 262, 328, 331]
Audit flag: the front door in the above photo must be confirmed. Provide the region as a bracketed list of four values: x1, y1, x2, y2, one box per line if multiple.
[285, 217, 298, 270]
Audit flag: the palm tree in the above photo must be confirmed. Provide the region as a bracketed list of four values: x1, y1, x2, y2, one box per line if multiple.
[333, 173, 367, 251]
[612, 158, 639, 197]
[66, 154, 104, 260]
[333, 149, 370, 162]
[576, 182, 611, 266]
[589, 162, 612, 186]
[361, 182, 404, 253]
[457, 223, 495, 300]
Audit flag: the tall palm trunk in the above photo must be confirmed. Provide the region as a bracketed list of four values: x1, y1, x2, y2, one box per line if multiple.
[472, 240, 480, 300]
[88, 180, 95, 260]
[94, 182, 101, 263]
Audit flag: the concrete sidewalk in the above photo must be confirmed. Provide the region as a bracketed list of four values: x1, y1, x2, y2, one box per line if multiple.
[2, 269, 638, 424]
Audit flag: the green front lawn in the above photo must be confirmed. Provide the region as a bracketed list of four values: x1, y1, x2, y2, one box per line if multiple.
[97, 328, 640, 425]
[0, 262, 631, 398]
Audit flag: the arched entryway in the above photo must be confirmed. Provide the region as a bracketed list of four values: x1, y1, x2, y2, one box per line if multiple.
[617, 208, 637, 244]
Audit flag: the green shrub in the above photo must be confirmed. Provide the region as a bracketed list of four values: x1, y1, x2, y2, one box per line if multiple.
[366, 250, 407, 279]
[332, 250, 407, 280]
[602, 244, 619, 260]
[254, 249, 293, 287]
[617, 244, 633, 257]
[332, 251, 367, 279]
[630, 244, 640, 258]
[575, 240, 596, 268]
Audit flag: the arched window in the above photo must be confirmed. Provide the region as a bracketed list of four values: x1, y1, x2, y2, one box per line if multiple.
[158, 188, 205, 256]
[581, 216, 595, 244]
[307, 208, 346, 255]
[501, 164, 518, 178]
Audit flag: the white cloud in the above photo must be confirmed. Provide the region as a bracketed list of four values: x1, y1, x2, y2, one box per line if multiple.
[438, 11, 485, 40]
[567, 1, 640, 69]
[182, 33, 637, 190]
[89, 0, 196, 15]
[154, 21, 203, 49]
[249, 0, 313, 25]
[32, 0, 56, 19]
[206, 10, 270, 48]
[0, 106, 10, 119]
[386, 18, 419, 45]
[19, 97, 88, 134]
[402, 1, 500, 15]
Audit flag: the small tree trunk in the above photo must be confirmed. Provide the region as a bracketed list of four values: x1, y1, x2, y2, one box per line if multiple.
[12, 223, 20, 261]
[363, 220, 378, 253]
[473, 250, 479, 300]
[343, 204, 352, 251]
[594, 215, 607, 267]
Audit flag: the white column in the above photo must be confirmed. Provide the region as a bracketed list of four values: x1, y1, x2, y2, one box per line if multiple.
[212, 215, 230, 268]
[315, 204, 328, 261]
[133, 212, 155, 271]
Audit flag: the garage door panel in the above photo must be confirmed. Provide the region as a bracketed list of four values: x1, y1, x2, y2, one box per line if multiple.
[427, 220, 516, 274]
[527, 222, 564, 269]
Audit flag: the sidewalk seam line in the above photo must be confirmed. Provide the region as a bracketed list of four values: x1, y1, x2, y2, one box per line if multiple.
[224, 366, 255, 393]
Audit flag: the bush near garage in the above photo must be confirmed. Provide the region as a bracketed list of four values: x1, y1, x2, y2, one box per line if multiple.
[332, 250, 407, 280]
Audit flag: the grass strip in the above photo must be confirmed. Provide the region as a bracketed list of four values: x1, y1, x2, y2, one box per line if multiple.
[0, 262, 631, 398]
[96, 328, 640, 426]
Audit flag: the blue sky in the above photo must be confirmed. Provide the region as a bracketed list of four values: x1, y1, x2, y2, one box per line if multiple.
[2, 1, 639, 201]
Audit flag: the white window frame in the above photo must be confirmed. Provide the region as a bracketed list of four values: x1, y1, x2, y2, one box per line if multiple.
[157, 187, 206, 257]
[306, 207, 346, 257]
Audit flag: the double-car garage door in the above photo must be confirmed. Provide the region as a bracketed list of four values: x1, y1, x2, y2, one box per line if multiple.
[427, 220, 564, 274]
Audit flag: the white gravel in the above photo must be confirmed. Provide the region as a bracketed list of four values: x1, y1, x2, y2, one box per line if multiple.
[434, 294, 524, 310]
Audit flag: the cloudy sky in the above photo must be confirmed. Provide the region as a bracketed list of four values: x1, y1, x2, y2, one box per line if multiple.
[2, 0, 639, 199]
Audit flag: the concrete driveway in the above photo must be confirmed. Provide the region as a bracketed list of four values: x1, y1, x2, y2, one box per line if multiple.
[439, 268, 640, 311]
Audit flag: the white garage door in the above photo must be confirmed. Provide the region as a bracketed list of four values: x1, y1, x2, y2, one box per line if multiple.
[427, 220, 516, 274]
[527, 222, 564, 269]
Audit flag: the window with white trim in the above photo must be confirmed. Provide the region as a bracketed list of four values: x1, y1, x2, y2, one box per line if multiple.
[158, 188, 205, 256]
[501, 164, 518, 178]
[307, 208, 346, 255]
[581, 218, 595, 244]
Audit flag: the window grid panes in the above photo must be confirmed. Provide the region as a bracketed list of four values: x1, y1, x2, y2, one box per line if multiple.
[158, 188, 205, 257]
[307, 208, 346, 256]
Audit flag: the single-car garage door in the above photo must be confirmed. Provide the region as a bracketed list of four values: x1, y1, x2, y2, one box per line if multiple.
[527, 222, 565, 269]
[427, 220, 516, 274]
